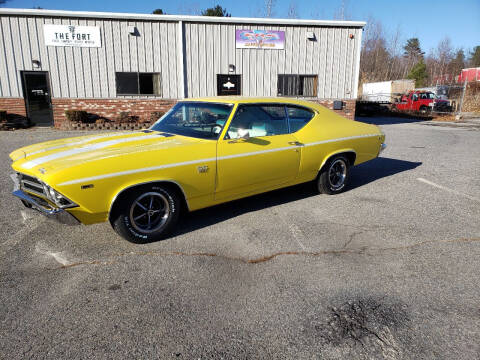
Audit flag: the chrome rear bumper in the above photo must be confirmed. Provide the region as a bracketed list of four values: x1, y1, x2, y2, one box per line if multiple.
[379, 143, 387, 154]
[11, 174, 79, 225]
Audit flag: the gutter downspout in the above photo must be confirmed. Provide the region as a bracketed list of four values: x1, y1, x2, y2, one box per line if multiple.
[352, 27, 363, 99]
[177, 20, 187, 98]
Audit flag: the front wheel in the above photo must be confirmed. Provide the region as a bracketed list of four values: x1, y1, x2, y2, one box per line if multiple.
[316, 155, 350, 195]
[419, 105, 431, 115]
[110, 185, 181, 243]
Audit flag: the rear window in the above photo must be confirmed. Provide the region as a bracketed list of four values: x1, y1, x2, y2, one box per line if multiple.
[286, 106, 315, 133]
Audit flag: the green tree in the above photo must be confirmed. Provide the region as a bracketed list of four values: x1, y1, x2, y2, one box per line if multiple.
[201, 5, 231, 17]
[449, 49, 465, 75]
[152, 9, 165, 15]
[407, 60, 428, 87]
[403, 38, 424, 61]
[469, 46, 480, 67]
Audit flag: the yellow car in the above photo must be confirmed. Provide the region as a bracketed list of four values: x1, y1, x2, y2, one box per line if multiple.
[10, 97, 386, 242]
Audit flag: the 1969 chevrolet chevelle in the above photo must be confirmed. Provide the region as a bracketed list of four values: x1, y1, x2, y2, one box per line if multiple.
[10, 97, 386, 242]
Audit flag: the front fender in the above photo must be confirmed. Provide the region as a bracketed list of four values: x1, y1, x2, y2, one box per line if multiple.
[108, 178, 190, 216]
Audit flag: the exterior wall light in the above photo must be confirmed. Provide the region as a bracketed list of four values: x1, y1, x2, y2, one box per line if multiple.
[128, 26, 138, 36]
[32, 60, 41, 68]
[228, 64, 235, 73]
[306, 32, 316, 41]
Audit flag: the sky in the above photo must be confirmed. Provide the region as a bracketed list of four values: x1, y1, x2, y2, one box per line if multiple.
[2, 0, 479, 55]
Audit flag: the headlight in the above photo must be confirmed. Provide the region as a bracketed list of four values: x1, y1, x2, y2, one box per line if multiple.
[43, 184, 77, 209]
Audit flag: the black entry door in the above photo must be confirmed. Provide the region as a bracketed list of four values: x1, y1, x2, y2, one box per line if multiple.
[21, 71, 53, 126]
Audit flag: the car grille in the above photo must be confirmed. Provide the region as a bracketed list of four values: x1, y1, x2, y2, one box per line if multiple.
[18, 173, 47, 198]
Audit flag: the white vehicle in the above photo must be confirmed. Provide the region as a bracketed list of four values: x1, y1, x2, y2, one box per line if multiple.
[361, 80, 415, 103]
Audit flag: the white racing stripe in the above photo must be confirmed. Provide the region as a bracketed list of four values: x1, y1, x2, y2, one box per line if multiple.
[59, 157, 217, 185]
[57, 133, 379, 186]
[26, 132, 127, 158]
[304, 133, 379, 147]
[22, 134, 154, 169]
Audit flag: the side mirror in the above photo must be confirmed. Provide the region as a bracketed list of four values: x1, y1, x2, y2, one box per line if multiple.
[237, 129, 250, 140]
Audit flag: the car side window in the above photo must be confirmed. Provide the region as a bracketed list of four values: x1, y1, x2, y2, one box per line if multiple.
[286, 106, 315, 133]
[226, 104, 288, 139]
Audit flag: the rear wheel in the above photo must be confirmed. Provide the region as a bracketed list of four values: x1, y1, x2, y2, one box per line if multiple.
[316, 155, 350, 195]
[110, 185, 181, 243]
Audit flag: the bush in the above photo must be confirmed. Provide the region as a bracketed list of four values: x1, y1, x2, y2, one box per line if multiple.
[0, 111, 6, 123]
[117, 111, 139, 123]
[65, 110, 89, 123]
[150, 111, 165, 123]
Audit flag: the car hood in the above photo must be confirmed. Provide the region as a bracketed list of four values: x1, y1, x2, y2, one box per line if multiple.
[10, 131, 204, 178]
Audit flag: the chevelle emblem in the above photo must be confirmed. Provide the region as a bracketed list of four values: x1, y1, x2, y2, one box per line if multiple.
[197, 165, 209, 173]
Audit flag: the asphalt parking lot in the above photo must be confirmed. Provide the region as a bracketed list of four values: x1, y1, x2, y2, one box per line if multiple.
[1, 117, 479, 359]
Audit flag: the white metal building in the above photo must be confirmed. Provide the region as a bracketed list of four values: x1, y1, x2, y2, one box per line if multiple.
[0, 8, 365, 127]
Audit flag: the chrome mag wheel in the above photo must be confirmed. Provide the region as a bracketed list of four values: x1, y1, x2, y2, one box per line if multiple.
[328, 158, 347, 190]
[129, 192, 170, 234]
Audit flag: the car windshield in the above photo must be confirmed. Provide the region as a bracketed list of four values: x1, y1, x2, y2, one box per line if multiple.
[151, 102, 233, 139]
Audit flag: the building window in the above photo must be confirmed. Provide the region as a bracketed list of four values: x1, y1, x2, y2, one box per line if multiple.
[116, 72, 161, 95]
[277, 75, 318, 97]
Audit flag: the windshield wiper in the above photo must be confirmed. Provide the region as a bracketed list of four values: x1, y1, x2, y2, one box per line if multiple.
[181, 123, 219, 128]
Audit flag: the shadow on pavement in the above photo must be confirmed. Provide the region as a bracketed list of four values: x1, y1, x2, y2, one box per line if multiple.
[176, 157, 422, 237]
[349, 157, 422, 189]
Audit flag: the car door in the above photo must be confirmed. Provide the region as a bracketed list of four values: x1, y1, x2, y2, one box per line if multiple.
[215, 103, 301, 200]
[410, 93, 418, 110]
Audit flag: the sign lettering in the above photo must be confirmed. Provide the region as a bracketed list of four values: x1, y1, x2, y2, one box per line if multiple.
[44, 25, 101, 47]
[235, 29, 285, 50]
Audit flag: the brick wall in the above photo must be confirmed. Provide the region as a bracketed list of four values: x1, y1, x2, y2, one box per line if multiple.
[52, 98, 178, 129]
[0, 98, 27, 117]
[314, 99, 356, 120]
[1, 97, 356, 129]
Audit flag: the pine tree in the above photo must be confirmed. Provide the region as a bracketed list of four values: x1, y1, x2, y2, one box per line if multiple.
[449, 49, 466, 75]
[201, 5, 231, 17]
[407, 60, 428, 87]
[470, 46, 480, 67]
[403, 38, 424, 62]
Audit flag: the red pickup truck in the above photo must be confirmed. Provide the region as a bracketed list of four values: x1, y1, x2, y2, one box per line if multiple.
[393, 91, 451, 114]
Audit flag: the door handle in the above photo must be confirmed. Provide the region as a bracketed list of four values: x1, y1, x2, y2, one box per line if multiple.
[288, 141, 304, 146]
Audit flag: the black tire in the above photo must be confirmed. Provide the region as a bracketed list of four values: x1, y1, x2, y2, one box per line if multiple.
[316, 155, 350, 195]
[110, 184, 181, 243]
[419, 106, 430, 115]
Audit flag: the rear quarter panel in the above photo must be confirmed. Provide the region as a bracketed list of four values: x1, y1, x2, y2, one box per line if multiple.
[294, 107, 383, 180]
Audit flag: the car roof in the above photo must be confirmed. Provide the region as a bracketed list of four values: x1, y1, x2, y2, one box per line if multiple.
[180, 96, 320, 108]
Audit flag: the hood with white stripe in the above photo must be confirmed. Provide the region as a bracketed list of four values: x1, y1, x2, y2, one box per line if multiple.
[10, 131, 204, 181]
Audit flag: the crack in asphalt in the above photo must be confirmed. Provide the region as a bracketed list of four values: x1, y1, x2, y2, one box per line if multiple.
[343, 231, 363, 248]
[50, 236, 480, 270]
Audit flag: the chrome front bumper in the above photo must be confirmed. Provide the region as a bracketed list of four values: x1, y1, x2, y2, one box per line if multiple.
[11, 174, 79, 225]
